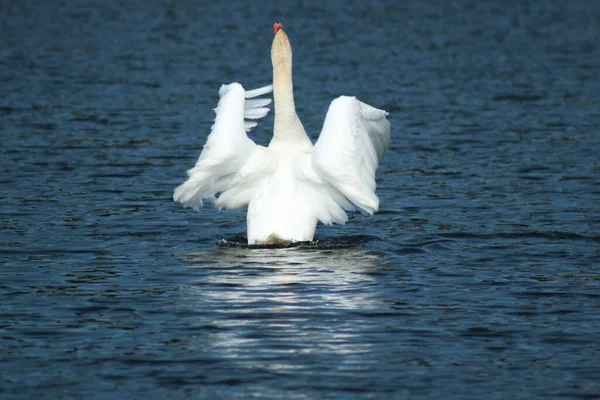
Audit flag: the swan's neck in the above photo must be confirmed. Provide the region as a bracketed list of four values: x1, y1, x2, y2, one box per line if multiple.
[272, 63, 306, 142]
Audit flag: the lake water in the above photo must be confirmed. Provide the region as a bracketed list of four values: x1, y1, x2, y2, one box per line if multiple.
[1, 0, 600, 398]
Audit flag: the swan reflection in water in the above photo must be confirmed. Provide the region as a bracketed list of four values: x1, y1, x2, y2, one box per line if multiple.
[183, 242, 386, 364]
[178, 242, 396, 372]
[181, 241, 387, 312]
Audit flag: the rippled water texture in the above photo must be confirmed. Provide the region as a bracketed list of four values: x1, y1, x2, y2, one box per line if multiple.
[2, 0, 600, 398]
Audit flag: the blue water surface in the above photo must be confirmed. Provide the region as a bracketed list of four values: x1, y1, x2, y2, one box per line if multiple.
[1, 0, 600, 398]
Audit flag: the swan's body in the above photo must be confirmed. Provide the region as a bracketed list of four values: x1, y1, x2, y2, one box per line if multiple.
[174, 24, 390, 245]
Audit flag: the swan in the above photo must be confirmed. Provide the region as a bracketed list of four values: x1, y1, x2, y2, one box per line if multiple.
[174, 23, 390, 245]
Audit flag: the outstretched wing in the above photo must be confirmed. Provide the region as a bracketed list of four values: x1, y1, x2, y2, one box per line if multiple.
[173, 83, 277, 211]
[296, 96, 390, 221]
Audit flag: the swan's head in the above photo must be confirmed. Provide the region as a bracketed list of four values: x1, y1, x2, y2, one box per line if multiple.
[271, 22, 292, 71]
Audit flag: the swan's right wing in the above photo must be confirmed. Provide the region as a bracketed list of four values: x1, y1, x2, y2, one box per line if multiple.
[173, 83, 277, 211]
[310, 96, 390, 215]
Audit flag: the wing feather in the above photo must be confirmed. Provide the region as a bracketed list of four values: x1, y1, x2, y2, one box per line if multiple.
[245, 98, 272, 108]
[244, 121, 258, 132]
[244, 107, 271, 119]
[244, 84, 273, 98]
[173, 83, 277, 211]
[293, 154, 355, 225]
[308, 96, 390, 215]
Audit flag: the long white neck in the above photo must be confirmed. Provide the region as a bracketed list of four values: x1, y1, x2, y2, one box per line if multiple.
[271, 31, 308, 143]
[273, 67, 304, 139]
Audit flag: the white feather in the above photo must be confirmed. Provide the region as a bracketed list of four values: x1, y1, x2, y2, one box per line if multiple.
[244, 84, 273, 98]
[173, 83, 276, 211]
[245, 98, 272, 108]
[244, 121, 258, 132]
[244, 107, 271, 120]
[302, 96, 390, 215]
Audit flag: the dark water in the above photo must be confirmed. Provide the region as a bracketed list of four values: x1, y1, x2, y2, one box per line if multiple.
[2, 0, 600, 398]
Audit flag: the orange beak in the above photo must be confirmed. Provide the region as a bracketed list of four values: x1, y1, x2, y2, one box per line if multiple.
[273, 22, 283, 34]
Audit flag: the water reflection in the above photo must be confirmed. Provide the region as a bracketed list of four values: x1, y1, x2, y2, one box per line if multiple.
[181, 245, 384, 310]
[179, 246, 390, 375]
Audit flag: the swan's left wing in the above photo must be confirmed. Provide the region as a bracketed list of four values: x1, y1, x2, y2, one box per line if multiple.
[173, 83, 277, 211]
[304, 96, 390, 216]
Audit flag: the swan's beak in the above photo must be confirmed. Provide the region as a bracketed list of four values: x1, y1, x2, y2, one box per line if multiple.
[273, 22, 283, 35]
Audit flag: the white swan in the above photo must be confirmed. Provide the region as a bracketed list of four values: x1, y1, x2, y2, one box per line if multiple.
[174, 23, 390, 245]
